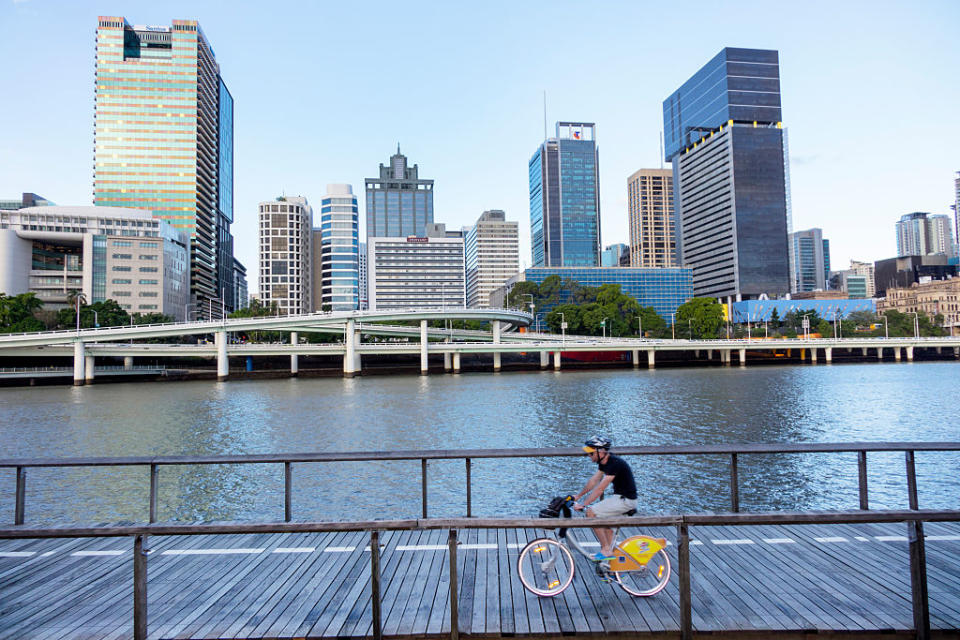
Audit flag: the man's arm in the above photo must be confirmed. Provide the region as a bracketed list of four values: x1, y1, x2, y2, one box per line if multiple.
[574, 472, 614, 508]
[575, 470, 604, 502]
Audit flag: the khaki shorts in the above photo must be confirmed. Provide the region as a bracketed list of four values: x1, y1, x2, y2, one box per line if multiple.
[588, 495, 637, 518]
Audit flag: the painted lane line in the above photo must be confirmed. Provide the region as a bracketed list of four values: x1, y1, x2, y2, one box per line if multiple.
[927, 535, 960, 541]
[690, 541, 704, 546]
[397, 545, 447, 551]
[460, 543, 499, 550]
[71, 550, 125, 556]
[876, 536, 908, 542]
[763, 538, 796, 544]
[814, 537, 849, 543]
[854, 536, 871, 542]
[506, 543, 524, 549]
[273, 547, 315, 553]
[711, 539, 754, 545]
[323, 546, 356, 553]
[0, 551, 36, 557]
[161, 548, 265, 556]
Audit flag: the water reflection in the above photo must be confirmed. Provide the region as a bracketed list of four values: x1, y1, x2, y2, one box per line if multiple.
[0, 362, 956, 525]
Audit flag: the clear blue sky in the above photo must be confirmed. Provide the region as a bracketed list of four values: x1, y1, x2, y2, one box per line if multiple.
[2, 0, 958, 293]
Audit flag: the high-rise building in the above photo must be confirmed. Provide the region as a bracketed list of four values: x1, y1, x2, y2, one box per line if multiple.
[358, 241, 368, 310]
[896, 211, 956, 257]
[627, 168, 675, 267]
[789, 228, 830, 292]
[848, 260, 876, 298]
[367, 227, 464, 311]
[601, 243, 628, 267]
[364, 146, 433, 240]
[0, 193, 55, 210]
[464, 210, 519, 308]
[663, 48, 790, 301]
[954, 172, 959, 256]
[258, 196, 312, 315]
[529, 122, 601, 267]
[318, 185, 360, 311]
[94, 17, 237, 315]
[0, 205, 189, 319]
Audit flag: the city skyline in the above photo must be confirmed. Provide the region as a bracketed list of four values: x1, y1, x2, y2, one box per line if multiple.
[2, 1, 958, 296]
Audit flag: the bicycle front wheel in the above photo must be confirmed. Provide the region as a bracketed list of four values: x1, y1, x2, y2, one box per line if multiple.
[517, 538, 575, 597]
[614, 548, 671, 596]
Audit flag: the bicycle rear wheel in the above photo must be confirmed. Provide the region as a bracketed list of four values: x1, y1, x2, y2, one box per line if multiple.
[614, 548, 670, 596]
[517, 538, 575, 597]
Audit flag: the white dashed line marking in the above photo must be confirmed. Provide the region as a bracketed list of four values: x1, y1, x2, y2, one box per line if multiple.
[927, 535, 960, 541]
[690, 540, 704, 546]
[397, 545, 446, 551]
[854, 536, 870, 542]
[323, 546, 356, 553]
[814, 536, 849, 543]
[461, 543, 499, 550]
[876, 536, 908, 542]
[712, 539, 754, 545]
[0, 551, 36, 557]
[162, 548, 264, 556]
[763, 538, 796, 544]
[71, 550, 125, 556]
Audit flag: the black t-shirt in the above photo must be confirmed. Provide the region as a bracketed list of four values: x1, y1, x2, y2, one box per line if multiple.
[598, 454, 637, 500]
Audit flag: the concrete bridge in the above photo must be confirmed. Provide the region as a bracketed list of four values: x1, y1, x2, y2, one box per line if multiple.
[1, 309, 958, 384]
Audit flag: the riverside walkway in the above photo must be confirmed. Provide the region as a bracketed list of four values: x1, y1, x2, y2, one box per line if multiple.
[1, 520, 959, 639]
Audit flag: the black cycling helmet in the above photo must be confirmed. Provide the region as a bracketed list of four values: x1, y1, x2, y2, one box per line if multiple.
[583, 436, 611, 453]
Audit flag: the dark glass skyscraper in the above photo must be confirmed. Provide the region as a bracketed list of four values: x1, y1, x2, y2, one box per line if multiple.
[529, 122, 600, 267]
[663, 48, 790, 300]
[364, 147, 433, 240]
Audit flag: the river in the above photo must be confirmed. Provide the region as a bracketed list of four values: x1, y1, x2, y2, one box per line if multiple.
[0, 361, 957, 525]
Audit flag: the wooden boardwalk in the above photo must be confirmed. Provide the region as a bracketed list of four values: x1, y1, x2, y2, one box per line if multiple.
[1, 522, 958, 639]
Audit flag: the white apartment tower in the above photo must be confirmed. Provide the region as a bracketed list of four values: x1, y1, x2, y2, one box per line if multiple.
[464, 210, 519, 308]
[627, 168, 675, 267]
[367, 228, 464, 311]
[358, 241, 368, 310]
[258, 196, 312, 314]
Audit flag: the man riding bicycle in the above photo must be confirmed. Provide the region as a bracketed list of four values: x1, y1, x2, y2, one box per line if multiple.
[572, 436, 638, 561]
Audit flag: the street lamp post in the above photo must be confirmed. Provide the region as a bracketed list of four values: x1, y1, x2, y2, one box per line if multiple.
[802, 314, 811, 341]
[670, 313, 676, 340]
[637, 315, 642, 339]
[688, 319, 692, 340]
[75, 295, 81, 333]
[881, 312, 888, 339]
[909, 311, 919, 338]
[92, 310, 99, 329]
[833, 309, 839, 340]
[559, 311, 566, 348]
[601, 317, 608, 339]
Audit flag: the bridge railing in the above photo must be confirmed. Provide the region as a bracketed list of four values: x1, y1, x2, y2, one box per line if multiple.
[3, 442, 958, 527]
[1, 509, 956, 640]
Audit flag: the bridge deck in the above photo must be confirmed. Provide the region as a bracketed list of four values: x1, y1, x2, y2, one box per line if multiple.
[1, 522, 958, 639]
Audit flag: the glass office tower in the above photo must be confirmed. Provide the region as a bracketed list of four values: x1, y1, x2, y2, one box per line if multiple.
[319, 185, 360, 310]
[663, 48, 790, 300]
[789, 228, 830, 292]
[529, 122, 600, 267]
[364, 146, 433, 240]
[94, 17, 237, 315]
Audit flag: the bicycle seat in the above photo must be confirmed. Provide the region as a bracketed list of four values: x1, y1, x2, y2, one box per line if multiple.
[625, 509, 637, 516]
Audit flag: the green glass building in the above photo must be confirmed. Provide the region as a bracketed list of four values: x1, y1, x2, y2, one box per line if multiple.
[94, 16, 235, 313]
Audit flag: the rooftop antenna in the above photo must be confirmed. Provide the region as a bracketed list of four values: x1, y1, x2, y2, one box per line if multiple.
[543, 90, 547, 141]
[659, 130, 664, 169]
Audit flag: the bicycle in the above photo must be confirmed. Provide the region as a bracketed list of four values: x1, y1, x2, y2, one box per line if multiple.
[516, 495, 671, 597]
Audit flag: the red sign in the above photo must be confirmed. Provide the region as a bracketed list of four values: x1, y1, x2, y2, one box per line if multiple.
[406, 236, 429, 243]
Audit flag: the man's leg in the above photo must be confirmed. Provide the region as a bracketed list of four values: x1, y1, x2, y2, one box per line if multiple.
[586, 508, 615, 557]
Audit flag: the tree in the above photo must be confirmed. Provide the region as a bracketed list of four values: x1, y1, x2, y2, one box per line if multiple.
[675, 297, 725, 338]
[0, 292, 45, 332]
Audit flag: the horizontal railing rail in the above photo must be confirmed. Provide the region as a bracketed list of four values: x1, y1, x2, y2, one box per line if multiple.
[2, 509, 956, 640]
[4, 442, 959, 526]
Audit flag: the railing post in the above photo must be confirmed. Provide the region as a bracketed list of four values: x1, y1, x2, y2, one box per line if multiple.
[421, 458, 428, 518]
[448, 529, 459, 640]
[370, 530, 382, 640]
[677, 521, 692, 640]
[729, 453, 739, 513]
[284, 462, 292, 522]
[908, 519, 930, 640]
[905, 450, 919, 510]
[465, 458, 472, 518]
[857, 451, 869, 510]
[149, 464, 158, 523]
[133, 534, 148, 640]
[15, 466, 26, 525]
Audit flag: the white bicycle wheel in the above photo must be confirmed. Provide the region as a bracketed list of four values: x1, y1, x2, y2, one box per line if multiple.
[517, 538, 575, 597]
[614, 548, 671, 596]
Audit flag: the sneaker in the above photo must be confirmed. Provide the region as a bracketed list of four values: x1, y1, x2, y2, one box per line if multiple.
[592, 552, 613, 562]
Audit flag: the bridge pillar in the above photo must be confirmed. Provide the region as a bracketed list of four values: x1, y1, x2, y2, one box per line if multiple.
[444, 340, 452, 372]
[216, 330, 228, 381]
[647, 349, 655, 369]
[420, 320, 429, 375]
[85, 355, 95, 383]
[344, 319, 356, 377]
[738, 348, 746, 366]
[73, 341, 85, 386]
[954, 347, 959, 359]
[895, 347, 902, 362]
[723, 349, 731, 366]
[906, 346, 914, 362]
[877, 347, 883, 360]
[707, 349, 713, 360]
[290, 332, 299, 377]
[540, 351, 549, 369]
[861, 347, 867, 356]
[492, 320, 501, 372]
[632, 349, 640, 368]
[825, 347, 833, 363]
[811, 347, 818, 363]
[694, 350, 700, 358]
[354, 328, 362, 373]
[453, 351, 461, 374]
[553, 350, 561, 370]
[124, 356, 133, 370]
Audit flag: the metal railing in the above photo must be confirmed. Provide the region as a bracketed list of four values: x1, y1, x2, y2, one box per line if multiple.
[1, 510, 956, 640]
[3, 442, 958, 526]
